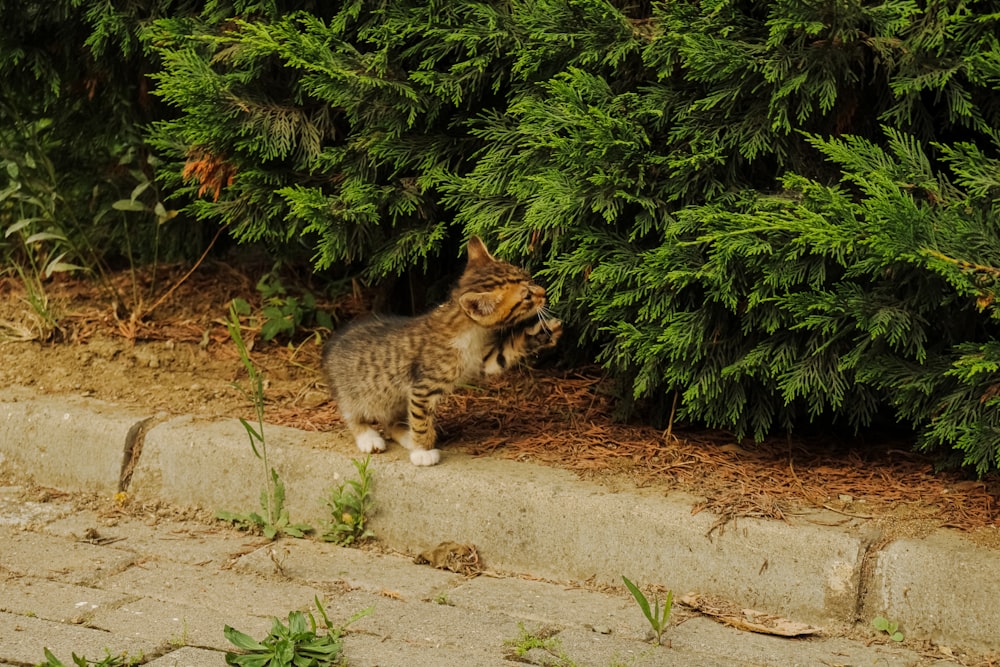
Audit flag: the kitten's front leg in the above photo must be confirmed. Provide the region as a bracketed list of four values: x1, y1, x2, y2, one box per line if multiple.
[391, 382, 443, 466]
[483, 319, 563, 375]
[341, 410, 387, 454]
[521, 318, 563, 356]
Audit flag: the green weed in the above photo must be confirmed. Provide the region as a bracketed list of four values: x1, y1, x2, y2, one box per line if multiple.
[3, 256, 60, 341]
[622, 576, 673, 645]
[217, 468, 312, 540]
[108, 156, 179, 310]
[36, 648, 136, 667]
[255, 270, 333, 341]
[872, 615, 904, 642]
[321, 456, 375, 546]
[1, 119, 194, 342]
[1, 157, 101, 337]
[217, 300, 312, 539]
[503, 623, 577, 667]
[1, 118, 122, 325]
[224, 597, 371, 667]
[168, 617, 190, 647]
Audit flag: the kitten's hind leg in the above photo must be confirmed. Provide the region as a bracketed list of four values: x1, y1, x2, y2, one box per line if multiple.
[389, 423, 442, 466]
[409, 449, 441, 466]
[389, 423, 414, 450]
[390, 382, 443, 466]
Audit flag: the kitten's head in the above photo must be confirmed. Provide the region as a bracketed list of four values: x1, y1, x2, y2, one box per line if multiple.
[455, 237, 547, 328]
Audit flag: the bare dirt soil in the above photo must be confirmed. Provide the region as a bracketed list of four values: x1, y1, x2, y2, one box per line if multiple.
[2, 262, 999, 548]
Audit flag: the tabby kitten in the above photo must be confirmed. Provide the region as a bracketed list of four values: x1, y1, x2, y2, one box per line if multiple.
[322, 237, 561, 466]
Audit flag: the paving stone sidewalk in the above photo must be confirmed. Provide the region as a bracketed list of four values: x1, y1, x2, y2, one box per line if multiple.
[0, 483, 975, 667]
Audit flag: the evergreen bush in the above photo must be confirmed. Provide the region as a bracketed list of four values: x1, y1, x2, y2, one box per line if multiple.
[4, 0, 989, 471]
[146, 1, 1000, 472]
[146, 1, 520, 278]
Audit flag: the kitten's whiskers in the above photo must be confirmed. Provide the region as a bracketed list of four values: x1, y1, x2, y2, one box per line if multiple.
[536, 306, 554, 333]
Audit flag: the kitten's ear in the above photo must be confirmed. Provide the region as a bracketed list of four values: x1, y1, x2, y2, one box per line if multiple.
[466, 236, 495, 266]
[459, 290, 503, 322]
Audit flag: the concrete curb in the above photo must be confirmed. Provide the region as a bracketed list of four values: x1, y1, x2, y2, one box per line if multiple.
[2, 390, 998, 652]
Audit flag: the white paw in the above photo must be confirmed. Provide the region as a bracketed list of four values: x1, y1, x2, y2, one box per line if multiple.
[482, 353, 504, 375]
[355, 429, 386, 453]
[410, 449, 441, 466]
[391, 426, 416, 450]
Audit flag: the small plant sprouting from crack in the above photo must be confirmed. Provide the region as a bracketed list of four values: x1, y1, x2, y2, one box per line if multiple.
[216, 300, 312, 540]
[37, 648, 139, 667]
[873, 615, 904, 642]
[321, 455, 375, 546]
[503, 623, 578, 666]
[224, 596, 372, 667]
[623, 576, 673, 646]
[217, 468, 313, 540]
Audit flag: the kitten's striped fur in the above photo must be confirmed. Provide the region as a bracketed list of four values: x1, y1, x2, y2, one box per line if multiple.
[322, 237, 561, 466]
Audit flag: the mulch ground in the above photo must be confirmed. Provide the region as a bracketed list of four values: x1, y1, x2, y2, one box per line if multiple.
[443, 370, 1000, 533]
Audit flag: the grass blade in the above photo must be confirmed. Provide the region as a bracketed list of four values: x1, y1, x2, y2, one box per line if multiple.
[622, 576, 653, 623]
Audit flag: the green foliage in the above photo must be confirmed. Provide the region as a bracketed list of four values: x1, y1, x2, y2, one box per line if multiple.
[872, 615, 905, 642]
[622, 576, 673, 646]
[225, 597, 371, 667]
[217, 468, 313, 540]
[219, 300, 312, 539]
[0, 0, 205, 275]
[75, 0, 1000, 471]
[145, 2, 514, 277]
[36, 648, 135, 667]
[1, 117, 89, 326]
[255, 270, 334, 341]
[0, 122, 87, 278]
[594, 128, 1000, 473]
[321, 456, 375, 546]
[5, 0, 1000, 470]
[227, 299, 269, 459]
[229, 269, 335, 341]
[503, 623, 578, 667]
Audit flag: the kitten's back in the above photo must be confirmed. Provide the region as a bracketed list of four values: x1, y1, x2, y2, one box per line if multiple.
[323, 315, 416, 426]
